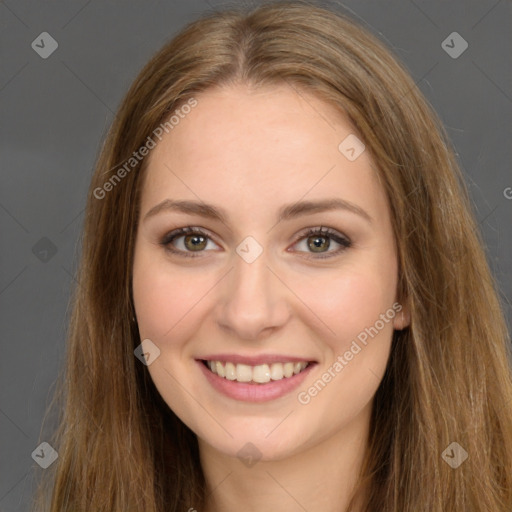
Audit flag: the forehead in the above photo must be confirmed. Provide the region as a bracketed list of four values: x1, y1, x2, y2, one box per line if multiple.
[139, 84, 387, 225]
[148, 83, 355, 168]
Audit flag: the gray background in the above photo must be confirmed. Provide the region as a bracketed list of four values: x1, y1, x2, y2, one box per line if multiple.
[1, 0, 511, 510]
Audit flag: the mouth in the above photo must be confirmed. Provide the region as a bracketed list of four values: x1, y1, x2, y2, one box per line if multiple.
[196, 354, 318, 402]
[201, 359, 312, 384]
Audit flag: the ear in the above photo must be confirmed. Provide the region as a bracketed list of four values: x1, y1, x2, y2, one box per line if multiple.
[393, 301, 411, 330]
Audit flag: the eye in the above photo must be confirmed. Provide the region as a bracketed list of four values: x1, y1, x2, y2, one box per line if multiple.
[160, 227, 220, 258]
[290, 226, 351, 259]
[160, 225, 351, 259]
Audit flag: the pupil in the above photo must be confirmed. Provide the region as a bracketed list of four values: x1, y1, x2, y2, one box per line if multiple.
[309, 236, 329, 252]
[186, 234, 206, 251]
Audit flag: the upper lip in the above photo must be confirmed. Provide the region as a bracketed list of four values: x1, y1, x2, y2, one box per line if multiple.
[198, 354, 316, 365]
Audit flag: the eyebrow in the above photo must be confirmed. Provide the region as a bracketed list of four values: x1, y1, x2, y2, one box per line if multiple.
[143, 197, 372, 224]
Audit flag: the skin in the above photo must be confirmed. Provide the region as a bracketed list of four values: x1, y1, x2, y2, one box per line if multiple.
[132, 83, 410, 512]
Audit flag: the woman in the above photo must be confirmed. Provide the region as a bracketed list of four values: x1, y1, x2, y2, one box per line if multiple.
[35, 1, 512, 511]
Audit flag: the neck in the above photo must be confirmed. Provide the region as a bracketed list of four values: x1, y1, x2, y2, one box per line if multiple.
[198, 400, 372, 512]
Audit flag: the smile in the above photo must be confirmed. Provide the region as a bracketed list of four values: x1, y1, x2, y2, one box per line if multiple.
[197, 354, 317, 402]
[203, 360, 310, 384]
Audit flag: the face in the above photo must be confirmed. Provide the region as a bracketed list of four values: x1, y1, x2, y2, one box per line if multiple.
[132, 83, 408, 462]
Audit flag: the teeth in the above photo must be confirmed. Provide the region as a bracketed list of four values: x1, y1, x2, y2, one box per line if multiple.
[225, 362, 237, 380]
[283, 362, 294, 378]
[270, 362, 283, 380]
[253, 364, 271, 383]
[236, 364, 252, 382]
[216, 361, 225, 378]
[205, 360, 309, 383]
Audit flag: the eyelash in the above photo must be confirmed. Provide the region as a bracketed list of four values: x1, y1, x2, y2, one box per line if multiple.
[159, 226, 352, 260]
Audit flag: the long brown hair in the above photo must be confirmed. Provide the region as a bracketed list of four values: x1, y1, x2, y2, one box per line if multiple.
[33, 1, 512, 510]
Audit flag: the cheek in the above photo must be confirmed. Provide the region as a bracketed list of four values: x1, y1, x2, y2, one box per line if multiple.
[132, 250, 212, 343]
[293, 269, 397, 428]
[293, 265, 398, 349]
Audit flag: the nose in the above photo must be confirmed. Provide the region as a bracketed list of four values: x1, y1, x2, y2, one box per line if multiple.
[215, 248, 291, 341]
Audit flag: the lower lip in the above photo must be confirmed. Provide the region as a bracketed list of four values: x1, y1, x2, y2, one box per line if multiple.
[197, 360, 316, 402]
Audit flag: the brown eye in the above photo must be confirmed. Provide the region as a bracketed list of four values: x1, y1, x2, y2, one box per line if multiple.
[307, 235, 331, 253]
[291, 226, 351, 259]
[160, 227, 219, 257]
[183, 233, 208, 251]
